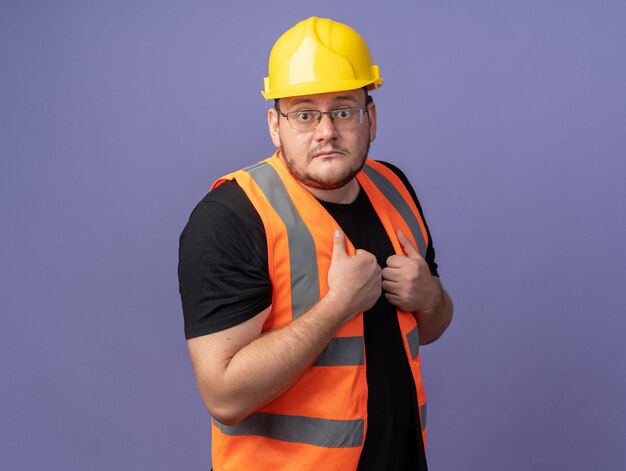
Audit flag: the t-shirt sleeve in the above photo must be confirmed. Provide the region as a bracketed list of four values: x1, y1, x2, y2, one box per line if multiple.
[178, 181, 272, 339]
[377, 161, 440, 277]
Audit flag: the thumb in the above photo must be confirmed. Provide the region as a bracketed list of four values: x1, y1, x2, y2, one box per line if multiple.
[331, 229, 348, 261]
[397, 229, 421, 259]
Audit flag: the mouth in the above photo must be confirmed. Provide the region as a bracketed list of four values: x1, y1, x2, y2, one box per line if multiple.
[312, 149, 346, 159]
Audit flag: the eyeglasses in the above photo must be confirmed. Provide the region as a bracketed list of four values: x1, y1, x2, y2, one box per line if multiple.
[277, 106, 369, 131]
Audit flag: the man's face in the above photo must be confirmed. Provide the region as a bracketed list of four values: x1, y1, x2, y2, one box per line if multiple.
[267, 89, 377, 191]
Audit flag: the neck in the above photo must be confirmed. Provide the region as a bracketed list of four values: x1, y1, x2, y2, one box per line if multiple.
[303, 179, 360, 204]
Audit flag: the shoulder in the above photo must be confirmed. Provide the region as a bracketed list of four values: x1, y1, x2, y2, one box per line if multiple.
[179, 181, 268, 274]
[372, 160, 424, 211]
[193, 180, 257, 222]
[373, 160, 414, 192]
[181, 181, 264, 246]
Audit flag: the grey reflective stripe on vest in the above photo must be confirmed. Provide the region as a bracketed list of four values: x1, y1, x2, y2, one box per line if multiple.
[244, 162, 320, 318]
[314, 336, 364, 366]
[362, 165, 427, 256]
[244, 162, 364, 367]
[420, 403, 427, 430]
[215, 413, 364, 448]
[406, 325, 420, 359]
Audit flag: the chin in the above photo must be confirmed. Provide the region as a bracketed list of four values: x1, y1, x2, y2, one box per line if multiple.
[281, 146, 368, 191]
[303, 168, 359, 190]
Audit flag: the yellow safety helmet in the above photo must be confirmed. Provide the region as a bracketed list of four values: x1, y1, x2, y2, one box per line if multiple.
[262, 17, 383, 100]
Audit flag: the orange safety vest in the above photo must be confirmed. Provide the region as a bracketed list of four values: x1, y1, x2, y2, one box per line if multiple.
[210, 153, 429, 471]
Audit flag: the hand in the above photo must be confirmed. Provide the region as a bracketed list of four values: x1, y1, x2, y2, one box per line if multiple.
[382, 229, 442, 314]
[327, 230, 382, 319]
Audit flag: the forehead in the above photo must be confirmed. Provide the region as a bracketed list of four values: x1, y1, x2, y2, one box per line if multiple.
[280, 89, 365, 110]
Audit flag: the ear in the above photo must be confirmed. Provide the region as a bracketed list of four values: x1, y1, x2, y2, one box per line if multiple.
[268, 108, 281, 148]
[367, 101, 377, 142]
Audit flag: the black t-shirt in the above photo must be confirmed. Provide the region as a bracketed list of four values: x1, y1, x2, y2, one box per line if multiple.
[178, 161, 436, 470]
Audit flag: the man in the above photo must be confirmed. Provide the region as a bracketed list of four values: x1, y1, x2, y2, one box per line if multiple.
[178, 17, 453, 471]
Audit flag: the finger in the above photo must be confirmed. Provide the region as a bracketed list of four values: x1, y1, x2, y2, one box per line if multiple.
[382, 278, 400, 293]
[397, 229, 422, 259]
[385, 254, 406, 268]
[384, 291, 401, 307]
[331, 229, 348, 261]
[355, 248, 376, 258]
[382, 267, 402, 283]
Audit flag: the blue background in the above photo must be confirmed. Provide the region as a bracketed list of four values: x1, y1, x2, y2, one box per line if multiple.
[2, 1, 625, 469]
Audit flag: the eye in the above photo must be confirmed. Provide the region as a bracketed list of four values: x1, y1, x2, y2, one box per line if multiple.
[335, 109, 354, 120]
[295, 112, 314, 122]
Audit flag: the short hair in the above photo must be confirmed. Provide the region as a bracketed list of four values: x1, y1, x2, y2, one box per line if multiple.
[274, 87, 372, 112]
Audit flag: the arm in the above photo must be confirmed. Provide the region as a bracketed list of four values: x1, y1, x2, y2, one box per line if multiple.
[382, 230, 453, 345]
[187, 230, 381, 425]
[412, 277, 453, 345]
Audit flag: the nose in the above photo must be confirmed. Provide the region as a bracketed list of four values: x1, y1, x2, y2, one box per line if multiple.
[314, 112, 337, 141]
